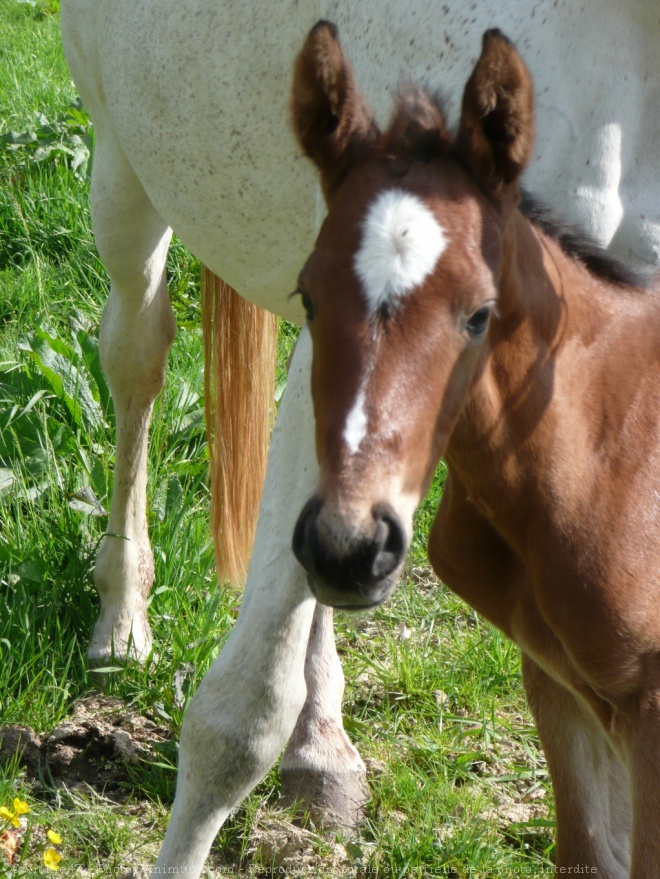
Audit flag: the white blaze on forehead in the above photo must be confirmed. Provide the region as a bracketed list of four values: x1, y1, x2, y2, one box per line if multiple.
[354, 189, 448, 311]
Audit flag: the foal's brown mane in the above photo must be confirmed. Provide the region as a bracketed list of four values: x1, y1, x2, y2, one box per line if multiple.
[378, 87, 654, 291]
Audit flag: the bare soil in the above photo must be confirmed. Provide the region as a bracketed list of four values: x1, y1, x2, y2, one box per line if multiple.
[0, 694, 170, 799]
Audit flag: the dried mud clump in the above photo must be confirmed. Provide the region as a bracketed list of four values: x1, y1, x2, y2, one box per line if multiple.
[0, 694, 171, 798]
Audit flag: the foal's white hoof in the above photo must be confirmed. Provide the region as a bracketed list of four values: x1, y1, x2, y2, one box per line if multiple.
[279, 766, 369, 830]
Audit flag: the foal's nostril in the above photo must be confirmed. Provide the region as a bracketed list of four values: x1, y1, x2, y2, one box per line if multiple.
[370, 503, 406, 578]
[292, 496, 407, 600]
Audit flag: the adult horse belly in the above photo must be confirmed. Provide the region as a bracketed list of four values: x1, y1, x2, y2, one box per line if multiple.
[97, 0, 320, 322]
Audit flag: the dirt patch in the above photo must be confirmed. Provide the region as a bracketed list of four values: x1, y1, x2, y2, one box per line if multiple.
[0, 694, 171, 799]
[0, 696, 362, 876]
[241, 810, 357, 877]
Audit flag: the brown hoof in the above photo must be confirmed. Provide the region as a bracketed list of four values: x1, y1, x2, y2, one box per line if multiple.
[279, 766, 369, 831]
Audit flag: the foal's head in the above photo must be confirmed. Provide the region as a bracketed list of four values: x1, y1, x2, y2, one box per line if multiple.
[291, 23, 534, 608]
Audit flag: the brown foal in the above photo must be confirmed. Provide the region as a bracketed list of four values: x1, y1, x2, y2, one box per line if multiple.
[291, 23, 660, 877]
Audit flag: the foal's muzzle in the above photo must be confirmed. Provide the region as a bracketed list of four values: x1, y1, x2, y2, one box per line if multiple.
[292, 496, 408, 609]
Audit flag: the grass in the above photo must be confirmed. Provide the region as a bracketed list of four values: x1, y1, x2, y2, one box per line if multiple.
[0, 2, 555, 876]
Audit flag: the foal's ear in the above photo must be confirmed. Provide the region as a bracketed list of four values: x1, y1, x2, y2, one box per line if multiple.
[292, 21, 378, 196]
[454, 30, 534, 199]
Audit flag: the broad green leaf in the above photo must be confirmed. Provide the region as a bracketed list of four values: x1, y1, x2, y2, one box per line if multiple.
[89, 458, 108, 502]
[67, 485, 106, 517]
[24, 330, 104, 430]
[16, 558, 48, 584]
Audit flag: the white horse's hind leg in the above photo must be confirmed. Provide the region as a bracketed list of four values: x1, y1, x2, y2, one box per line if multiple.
[88, 127, 174, 663]
[281, 604, 369, 827]
[153, 330, 317, 878]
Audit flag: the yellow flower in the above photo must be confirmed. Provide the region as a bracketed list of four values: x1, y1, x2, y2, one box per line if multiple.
[0, 799, 29, 828]
[0, 807, 19, 828]
[43, 848, 62, 871]
[12, 799, 29, 816]
[47, 829, 63, 845]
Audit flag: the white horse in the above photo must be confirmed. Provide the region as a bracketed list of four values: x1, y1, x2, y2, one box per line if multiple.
[60, 2, 660, 877]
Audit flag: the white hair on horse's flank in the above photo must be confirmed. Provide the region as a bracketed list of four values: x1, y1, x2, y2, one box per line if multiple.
[354, 189, 448, 312]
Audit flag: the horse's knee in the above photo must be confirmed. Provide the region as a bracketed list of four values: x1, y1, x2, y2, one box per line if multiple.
[152, 660, 310, 876]
[179, 665, 309, 805]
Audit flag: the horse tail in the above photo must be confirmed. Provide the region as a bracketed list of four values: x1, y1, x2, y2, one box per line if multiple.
[201, 266, 278, 586]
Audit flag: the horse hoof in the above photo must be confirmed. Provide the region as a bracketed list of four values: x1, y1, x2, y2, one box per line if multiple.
[87, 603, 153, 667]
[279, 766, 369, 831]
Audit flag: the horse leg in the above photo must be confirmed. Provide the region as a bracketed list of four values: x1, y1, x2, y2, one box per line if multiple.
[429, 474, 630, 873]
[621, 689, 660, 876]
[280, 603, 369, 828]
[88, 126, 174, 663]
[522, 655, 630, 877]
[153, 329, 318, 878]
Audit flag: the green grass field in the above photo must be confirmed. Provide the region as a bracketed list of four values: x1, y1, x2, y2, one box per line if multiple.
[0, 2, 554, 876]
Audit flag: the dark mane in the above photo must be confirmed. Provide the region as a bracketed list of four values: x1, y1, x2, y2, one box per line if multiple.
[520, 191, 654, 290]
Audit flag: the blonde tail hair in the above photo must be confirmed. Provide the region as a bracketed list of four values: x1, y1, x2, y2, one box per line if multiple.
[201, 267, 278, 586]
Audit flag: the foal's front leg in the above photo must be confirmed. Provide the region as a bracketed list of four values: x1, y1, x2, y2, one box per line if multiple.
[625, 689, 660, 877]
[152, 330, 318, 878]
[522, 655, 630, 877]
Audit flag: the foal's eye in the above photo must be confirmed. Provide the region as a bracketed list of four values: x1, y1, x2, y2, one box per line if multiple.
[466, 306, 492, 338]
